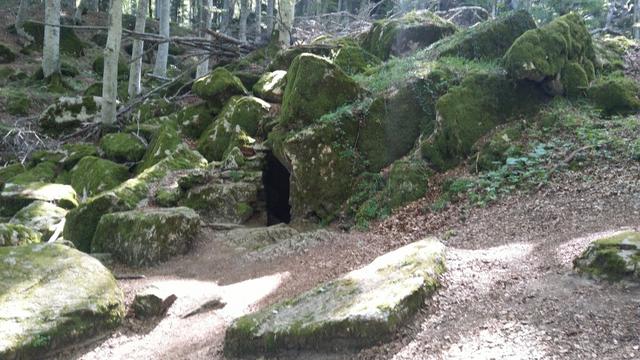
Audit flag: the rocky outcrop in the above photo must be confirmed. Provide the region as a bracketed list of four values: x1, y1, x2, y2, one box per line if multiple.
[9, 201, 67, 240]
[0, 223, 42, 246]
[192, 67, 248, 110]
[224, 238, 446, 355]
[333, 46, 381, 75]
[99, 133, 147, 163]
[0, 243, 124, 359]
[0, 182, 78, 217]
[91, 207, 200, 266]
[252, 70, 287, 102]
[69, 156, 130, 196]
[39, 96, 101, 135]
[574, 231, 640, 281]
[588, 75, 640, 115]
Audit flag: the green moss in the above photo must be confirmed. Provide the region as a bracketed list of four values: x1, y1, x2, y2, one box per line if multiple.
[92, 55, 129, 80]
[0, 163, 26, 187]
[429, 11, 536, 61]
[60, 143, 99, 170]
[0, 182, 78, 217]
[38, 96, 100, 135]
[332, 46, 381, 75]
[129, 98, 177, 124]
[9, 200, 67, 240]
[192, 67, 248, 109]
[588, 75, 640, 115]
[69, 156, 130, 196]
[22, 21, 86, 56]
[561, 62, 589, 98]
[280, 53, 362, 130]
[360, 10, 457, 60]
[503, 13, 596, 82]
[169, 103, 217, 139]
[138, 122, 181, 172]
[268, 45, 334, 71]
[0, 43, 16, 63]
[252, 70, 287, 102]
[6, 92, 31, 116]
[387, 159, 430, 208]
[593, 35, 632, 74]
[475, 123, 524, 171]
[9, 161, 58, 184]
[0, 223, 42, 246]
[100, 133, 147, 163]
[84, 82, 129, 101]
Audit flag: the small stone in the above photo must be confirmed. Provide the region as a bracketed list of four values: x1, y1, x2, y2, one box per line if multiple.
[132, 285, 178, 319]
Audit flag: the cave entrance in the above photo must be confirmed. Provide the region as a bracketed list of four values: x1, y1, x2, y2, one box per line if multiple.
[263, 152, 291, 225]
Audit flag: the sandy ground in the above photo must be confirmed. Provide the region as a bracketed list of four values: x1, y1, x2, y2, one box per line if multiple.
[48, 157, 640, 360]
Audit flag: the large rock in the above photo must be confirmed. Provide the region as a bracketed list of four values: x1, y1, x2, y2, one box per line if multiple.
[38, 96, 101, 135]
[360, 10, 457, 60]
[69, 156, 130, 196]
[279, 53, 362, 130]
[6, 161, 58, 185]
[179, 179, 260, 224]
[91, 207, 200, 266]
[224, 238, 446, 355]
[9, 201, 67, 240]
[225, 224, 299, 250]
[138, 122, 181, 172]
[192, 67, 248, 110]
[332, 46, 382, 75]
[0, 243, 125, 359]
[63, 145, 207, 252]
[0, 223, 42, 246]
[0, 182, 78, 217]
[588, 75, 640, 115]
[428, 10, 535, 61]
[574, 231, 640, 281]
[504, 13, 596, 84]
[99, 133, 147, 163]
[252, 70, 287, 102]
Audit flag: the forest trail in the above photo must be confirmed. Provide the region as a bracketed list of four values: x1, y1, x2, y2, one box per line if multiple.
[53, 158, 640, 360]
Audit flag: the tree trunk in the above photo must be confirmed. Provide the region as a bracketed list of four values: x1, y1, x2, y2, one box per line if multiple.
[634, 0, 640, 39]
[196, 0, 212, 78]
[16, 0, 33, 44]
[128, 0, 149, 98]
[605, 0, 616, 31]
[266, 0, 274, 39]
[239, 0, 250, 42]
[102, 0, 123, 125]
[154, 0, 170, 77]
[277, 0, 294, 46]
[221, 0, 231, 33]
[43, 0, 61, 78]
[255, 0, 261, 40]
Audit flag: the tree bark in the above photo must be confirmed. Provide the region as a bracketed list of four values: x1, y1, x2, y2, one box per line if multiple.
[634, 0, 640, 39]
[102, 0, 123, 125]
[196, 0, 213, 78]
[239, 0, 250, 42]
[255, 0, 262, 40]
[266, 0, 274, 39]
[221, 0, 231, 33]
[129, 0, 149, 98]
[16, 0, 33, 44]
[154, 0, 171, 77]
[43, 0, 61, 78]
[277, 0, 294, 46]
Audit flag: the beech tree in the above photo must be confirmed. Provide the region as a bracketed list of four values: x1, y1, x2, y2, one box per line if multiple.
[43, 0, 61, 78]
[255, 0, 262, 39]
[239, 0, 250, 42]
[266, 0, 274, 39]
[101, 0, 124, 124]
[635, 0, 640, 39]
[154, 0, 171, 77]
[128, 0, 149, 97]
[196, 0, 213, 79]
[16, 0, 33, 44]
[277, 0, 294, 46]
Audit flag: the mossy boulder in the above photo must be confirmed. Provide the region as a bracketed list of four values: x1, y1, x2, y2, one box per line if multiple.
[360, 10, 457, 60]
[0, 182, 78, 217]
[428, 10, 536, 61]
[0, 164, 26, 187]
[69, 157, 130, 196]
[421, 72, 546, 171]
[92, 55, 129, 79]
[503, 13, 596, 83]
[574, 231, 640, 281]
[21, 21, 86, 56]
[0, 43, 16, 63]
[560, 62, 589, 98]
[138, 123, 181, 172]
[474, 123, 524, 171]
[593, 35, 632, 74]
[192, 67, 248, 109]
[332, 46, 382, 75]
[268, 45, 334, 71]
[60, 143, 99, 170]
[39, 96, 101, 135]
[91, 207, 200, 266]
[0, 243, 124, 359]
[252, 70, 287, 102]
[129, 98, 177, 124]
[588, 76, 640, 115]
[168, 103, 217, 139]
[224, 238, 445, 356]
[179, 180, 260, 224]
[6, 93, 30, 116]
[9, 201, 67, 240]
[100, 133, 147, 163]
[0, 223, 42, 246]
[63, 145, 207, 252]
[387, 159, 430, 208]
[7, 161, 58, 185]
[280, 53, 362, 130]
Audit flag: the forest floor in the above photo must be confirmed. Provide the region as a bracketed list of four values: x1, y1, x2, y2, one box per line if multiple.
[51, 154, 640, 360]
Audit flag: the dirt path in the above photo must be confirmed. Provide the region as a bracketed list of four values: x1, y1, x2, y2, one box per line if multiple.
[54, 159, 640, 360]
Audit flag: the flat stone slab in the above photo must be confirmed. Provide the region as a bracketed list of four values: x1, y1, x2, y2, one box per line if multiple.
[224, 238, 446, 356]
[0, 243, 124, 360]
[574, 230, 640, 280]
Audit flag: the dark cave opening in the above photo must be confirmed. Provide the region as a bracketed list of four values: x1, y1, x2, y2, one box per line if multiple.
[263, 152, 291, 225]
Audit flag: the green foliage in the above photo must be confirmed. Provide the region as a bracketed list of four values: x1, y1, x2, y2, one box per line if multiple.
[588, 75, 640, 116]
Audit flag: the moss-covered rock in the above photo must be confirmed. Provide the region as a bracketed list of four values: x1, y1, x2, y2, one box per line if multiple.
[179, 180, 260, 224]
[574, 231, 640, 281]
[360, 10, 457, 60]
[63, 145, 207, 252]
[83, 82, 129, 101]
[92, 55, 129, 79]
[387, 159, 430, 208]
[6, 92, 30, 115]
[252, 70, 287, 102]
[38, 96, 101, 135]
[91, 207, 200, 266]
[192, 67, 248, 109]
[561, 62, 589, 98]
[22, 21, 86, 56]
[60, 143, 99, 170]
[9, 201, 67, 240]
[0, 243, 124, 359]
[8, 161, 58, 184]
[0, 163, 26, 187]
[588, 75, 640, 115]
[593, 35, 632, 74]
[69, 156, 130, 196]
[503, 13, 596, 83]
[0, 182, 78, 217]
[169, 103, 217, 139]
[474, 123, 524, 171]
[0, 43, 16, 63]
[129, 98, 177, 124]
[332, 46, 382, 75]
[224, 238, 445, 356]
[279, 53, 362, 130]
[99, 133, 147, 163]
[268, 45, 334, 71]
[421, 72, 546, 171]
[0, 223, 42, 246]
[428, 10, 535, 61]
[138, 123, 181, 172]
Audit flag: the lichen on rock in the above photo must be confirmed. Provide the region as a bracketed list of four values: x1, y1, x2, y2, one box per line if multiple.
[9, 201, 67, 240]
[252, 70, 287, 102]
[0, 223, 42, 246]
[192, 67, 248, 110]
[100, 132, 147, 163]
[39, 96, 101, 135]
[69, 156, 130, 196]
[574, 231, 640, 281]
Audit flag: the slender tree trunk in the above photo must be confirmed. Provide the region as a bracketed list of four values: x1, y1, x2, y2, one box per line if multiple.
[129, 0, 149, 98]
[16, 0, 34, 44]
[154, 0, 170, 77]
[605, 0, 616, 31]
[221, 0, 231, 33]
[196, 0, 212, 78]
[43, 0, 61, 78]
[277, 0, 293, 46]
[102, 0, 123, 125]
[255, 0, 261, 39]
[266, 0, 274, 39]
[239, 0, 250, 42]
[634, 0, 640, 39]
